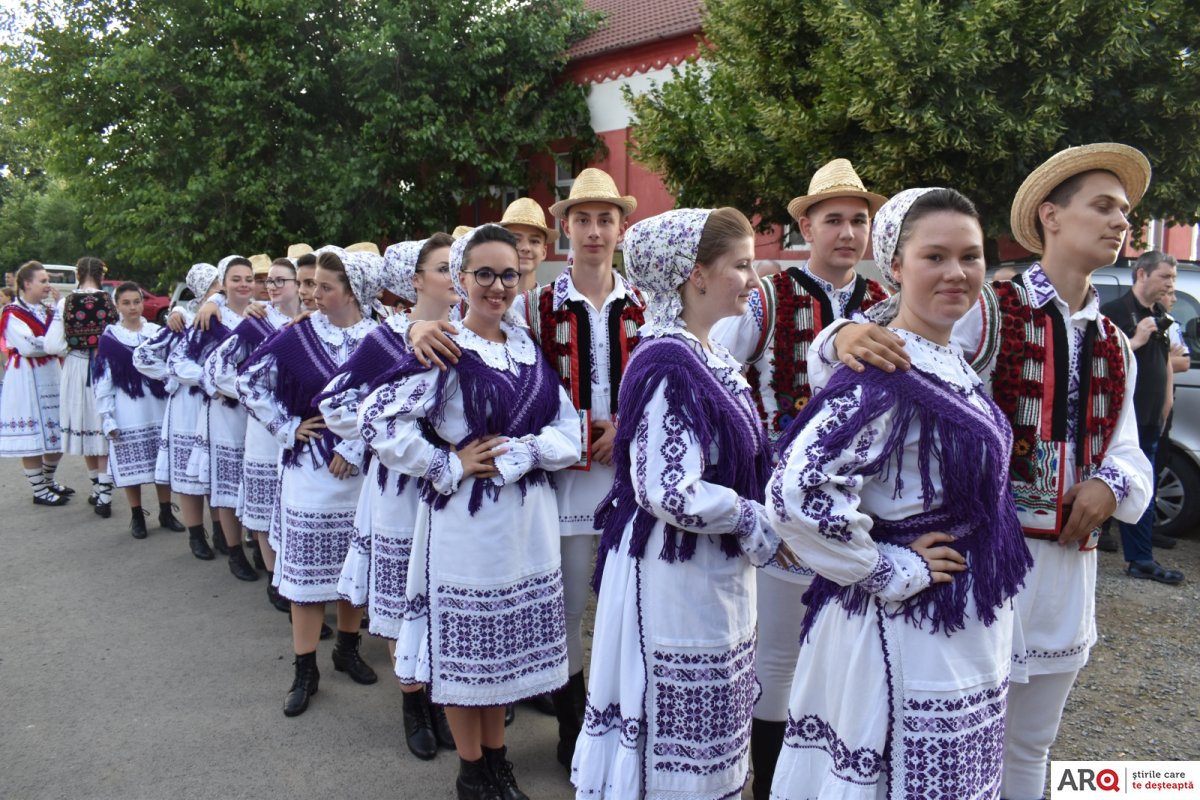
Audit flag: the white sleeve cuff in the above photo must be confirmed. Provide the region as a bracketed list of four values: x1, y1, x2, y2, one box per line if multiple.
[865, 542, 932, 603]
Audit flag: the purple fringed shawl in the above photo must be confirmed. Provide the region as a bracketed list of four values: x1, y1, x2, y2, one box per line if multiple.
[240, 317, 344, 469]
[372, 338, 564, 516]
[777, 365, 1034, 639]
[315, 321, 413, 494]
[183, 318, 232, 361]
[93, 330, 169, 400]
[592, 335, 773, 591]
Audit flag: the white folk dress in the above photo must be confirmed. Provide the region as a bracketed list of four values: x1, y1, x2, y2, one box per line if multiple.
[322, 313, 422, 639]
[238, 312, 377, 603]
[45, 290, 110, 456]
[358, 321, 581, 706]
[134, 308, 209, 496]
[767, 334, 1017, 800]
[0, 299, 62, 457]
[571, 329, 780, 800]
[94, 321, 168, 487]
[182, 305, 247, 509]
[207, 304, 291, 532]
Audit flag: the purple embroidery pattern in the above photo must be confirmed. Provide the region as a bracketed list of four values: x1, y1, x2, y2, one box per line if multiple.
[212, 441, 245, 506]
[278, 505, 357, 600]
[649, 638, 758, 778]
[1093, 464, 1131, 504]
[110, 425, 160, 484]
[435, 570, 567, 689]
[240, 460, 279, 529]
[857, 551, 895, 595]
[655, 412, 706, 530]
[783, 712, 885, 786]
[583, 701, 642, 750]
[899, 681, 1007, 799]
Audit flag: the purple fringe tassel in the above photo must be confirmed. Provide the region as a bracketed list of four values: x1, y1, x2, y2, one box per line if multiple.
[94, 332, 169, 400]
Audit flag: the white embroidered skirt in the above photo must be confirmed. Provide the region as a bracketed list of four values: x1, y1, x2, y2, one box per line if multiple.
[155, 388, 209, 496]
[0, 358, 61, 457]
[237, 418, 280, 531]
[59, 353, 107, 456]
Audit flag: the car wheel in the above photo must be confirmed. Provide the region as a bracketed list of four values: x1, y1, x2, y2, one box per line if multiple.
[1154, 444, 1200, 538]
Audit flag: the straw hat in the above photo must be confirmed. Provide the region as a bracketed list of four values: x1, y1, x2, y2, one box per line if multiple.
[499, 197, 552, 237]
[287, 243, 313, 259]
[451, 226, 473, 240]
[248, 253, 272, 276]
[1009, 143, 1151, 253]
[548, 168, 637, 219]
[346, 241, 381, 256]
[787, 159, 887, 222]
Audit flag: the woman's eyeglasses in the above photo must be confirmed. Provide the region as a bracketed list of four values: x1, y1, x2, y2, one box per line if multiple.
[264, 278, 296, 288]
[462, 268, 521, 288]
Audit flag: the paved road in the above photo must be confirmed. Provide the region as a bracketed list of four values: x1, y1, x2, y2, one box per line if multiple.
[0, 458, 570, 800]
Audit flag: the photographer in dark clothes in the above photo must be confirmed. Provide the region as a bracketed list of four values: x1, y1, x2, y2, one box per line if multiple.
[1100, 251, 1185, 584]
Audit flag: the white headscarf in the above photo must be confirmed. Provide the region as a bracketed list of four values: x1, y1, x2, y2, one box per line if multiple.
[865, 187, 940, 323]
[381, 240, 427, 304]
[621, 209, 713, 329]
[313, 245, 384, 311]
[186, 262, 220, 299]
[216, 254, 247, 283]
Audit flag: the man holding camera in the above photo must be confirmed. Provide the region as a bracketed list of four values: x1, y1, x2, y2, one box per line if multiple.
[1101, 251, 1185, 584]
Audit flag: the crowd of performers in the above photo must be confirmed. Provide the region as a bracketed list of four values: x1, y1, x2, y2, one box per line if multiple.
[0, 142, 1159, 800]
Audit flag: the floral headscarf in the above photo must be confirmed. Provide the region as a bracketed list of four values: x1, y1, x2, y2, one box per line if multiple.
[186, 263, 220, 299]
[621, 208, 712, 329]
[216, 254, 247, 284]
[865, 187, 940, 323]
[381, 240, 427, 304]
[312, 244, 380, 311]
[449, 224, 524, 327]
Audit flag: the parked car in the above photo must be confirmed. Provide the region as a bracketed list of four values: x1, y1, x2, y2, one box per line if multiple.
[991, 260, 1200, 538]
[42, 263, 78, 297]
[101, 280, 173, 324]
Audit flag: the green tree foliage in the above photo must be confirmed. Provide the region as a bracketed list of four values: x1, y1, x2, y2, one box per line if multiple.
[629, 0, 1200, 241]
[1, 0, 600, 278]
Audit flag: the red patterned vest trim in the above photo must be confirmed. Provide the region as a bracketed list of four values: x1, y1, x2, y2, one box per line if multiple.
[1, 302, 56, 368]
[988, 280, 1128, 537]
[525, 284, 645, 416]
[762, 268, 888, 434]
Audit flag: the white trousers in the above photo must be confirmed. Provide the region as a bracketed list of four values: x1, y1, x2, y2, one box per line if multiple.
[753, 570, 809, 721]
[561, 534, 597, 675]
[1001, 670, 1079, 800]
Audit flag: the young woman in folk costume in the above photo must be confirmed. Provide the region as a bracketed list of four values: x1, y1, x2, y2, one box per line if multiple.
[570, 208, 792, 800]
[93, 282, 186, 538]
[296, 252, 319, 311]
[45, 256, 118, 515]
[168, 255, 256, 581]
[237, 247, 382, 718]
[358, 224, 581, 800]
[1, 261, 70, 504]
[320, 233, 459, 759]
[134, 263, 222, 559]
[766, 189, 1033, 800]
[205, 258, 301, 609]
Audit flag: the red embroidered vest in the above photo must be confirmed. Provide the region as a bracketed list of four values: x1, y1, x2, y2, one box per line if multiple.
[64, 291, 115, 351]
[754, 268, 888, 434]
[981, 279, 1129, 538]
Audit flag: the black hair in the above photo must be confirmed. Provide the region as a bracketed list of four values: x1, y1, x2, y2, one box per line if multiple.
[315, 251, 354, 297]
[76, 256, 106, 287]
[462, 225, 519, 267]
[295, 253, 317, 268]
[114, 281, 142, 301]
[893, 189, 981, 262]
[418, 232, 456, 269]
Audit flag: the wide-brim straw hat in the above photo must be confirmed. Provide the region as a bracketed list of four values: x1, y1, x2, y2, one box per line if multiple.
[346, 241, 381, 256]
[548, 167, 637, 219]
[248, 253, 272, 276]
[287, 243, 313, 259]
[499, 197, 552, 237]
[788, 159, 887, 222]
[1010, 143, 1151, 253]
[451, 225, 473, 240]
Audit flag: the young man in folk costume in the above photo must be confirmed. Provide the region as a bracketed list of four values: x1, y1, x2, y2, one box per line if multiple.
[407, 167, 646, 769]
[822, 143, 1154, 800]
[499, 196, 552, 293]
[709, 158, 889, 800]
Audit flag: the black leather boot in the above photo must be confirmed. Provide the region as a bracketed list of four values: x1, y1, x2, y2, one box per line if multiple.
[267, 580, 291, 613]
[456, 756, 502, 800]
[750, 718, 787, 800]
[283, 651, 319, 717]
[432, 701, 456, 749]
[130, 509, 148, 540]
[249, 539, 267, 571]
[211, 520, 230, 555]
[331, 630, 377, 684]
[553, 671, 587, 768]
[482, 745, 529, 800]
[227, 544, 260, 581]
[188, 526, 214, 560]
[504, 704, 515, 726]
[401, 688, 438, 760]
[158, 505, 186, 531]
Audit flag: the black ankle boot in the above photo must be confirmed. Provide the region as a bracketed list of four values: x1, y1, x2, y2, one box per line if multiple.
[130, 509, 148, 540]
[283, 651, 319, 717]
[401, 688, 438, 760]
[504, 704, 515, 726]
[267, 580, 291, 613]
[331, 630, 377, 684]
[750, 718, 787, 800]
[249, 539, 267, 571]
[188, 526, 214, 560]
[211, 520, 230, 555]
[432, 701, 455, 749]
[552, 671, 586, 768]
[320, 622, 333, 640]
[482, 745, 529, 800]
[456, 756, 502, 800]
[158, 506, 186, 532]
[228, 544, 259, 582]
